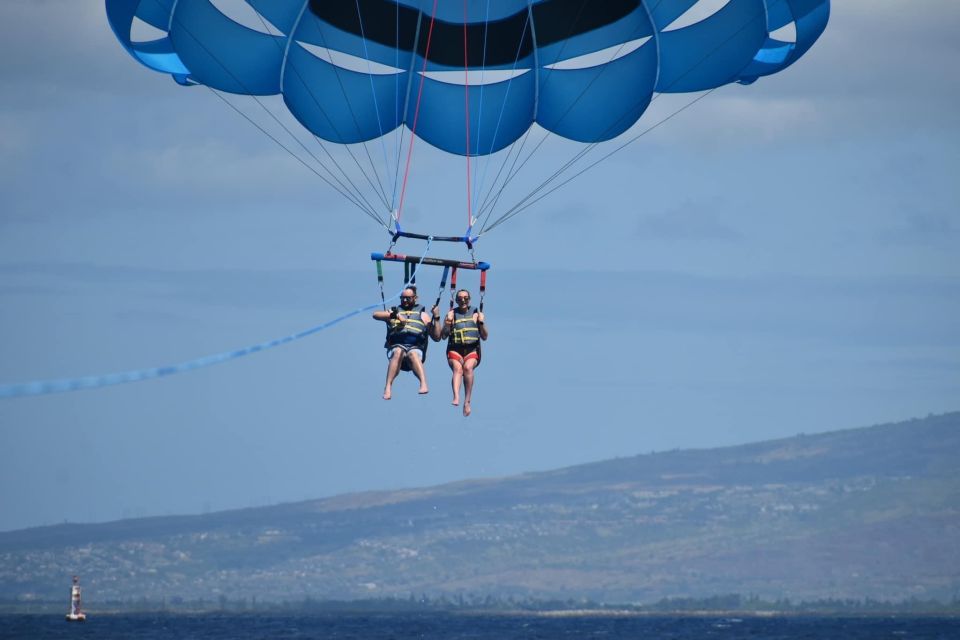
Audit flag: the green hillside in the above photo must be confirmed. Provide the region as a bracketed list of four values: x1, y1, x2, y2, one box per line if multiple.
[2, 413, 957, 605]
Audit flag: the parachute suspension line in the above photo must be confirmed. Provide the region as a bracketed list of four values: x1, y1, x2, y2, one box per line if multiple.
[475, 0, 710, 225]
[475, 0, 658, 234]
[483, 89, 719, 233]
[308, 12, 392, 212]
[392, 0, 402, 210]
[248, 10, 389, 225]
[482, 0, 775, 234]
[475, 0, 533, 224]
[472, 5, 539, 229]
[474, 126, 534, 232]
[476, 0, 673, 230]
[483, 99, 721, 235]
[0, 239, 436, 400]
[154, 0, 386, 226]
[463, 0, 474, 232]
[473, 0, 589, 223]
[479, 41, 649, 231]
[478, 32, 646, 229]
[205, 88, 379, 224]
[475, 126, 548, 233]
[474, 109, 534, 225]
[524, 0, 590, 99]
[280, 66, 389, 227]
[494, 0, 742, 191]
[472, 4, 532, 222]
[476, 122, 558, 234]
[470, 0, 492, 216]
[390, 11, 422, 215]
[352, 0, 397, 209]
[481, 0, 775, 235]
[214, 89, 383, 224]
[395, 0, 441, 228]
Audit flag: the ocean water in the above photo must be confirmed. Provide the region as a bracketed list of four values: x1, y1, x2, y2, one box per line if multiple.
[1, 612, 958, 639]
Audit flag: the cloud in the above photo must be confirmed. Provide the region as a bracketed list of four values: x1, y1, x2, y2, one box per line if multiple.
[635, 0, 960, 150]
[640, 93, 822, 147]
[0, 2, 149, 99]
[877, 210, 960, 248]
[1, 0, 957, 272]
[636, 198, 742, 242]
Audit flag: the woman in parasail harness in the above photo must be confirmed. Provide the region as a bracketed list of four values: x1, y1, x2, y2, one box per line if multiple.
[373, 286, 441, 400]
[441, 289, 488, 416]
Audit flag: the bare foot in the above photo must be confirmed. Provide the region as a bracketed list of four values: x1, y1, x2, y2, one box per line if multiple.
[452, 395, 460, 406]
[418, 386, 429, 395]
[383, 388, 392, 400]
[463, 401, 471, 417]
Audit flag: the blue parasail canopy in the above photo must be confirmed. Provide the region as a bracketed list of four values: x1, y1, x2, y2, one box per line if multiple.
[107, 0, 830, 157]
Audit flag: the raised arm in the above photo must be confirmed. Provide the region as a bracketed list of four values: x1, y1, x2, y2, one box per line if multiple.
[373, 308, 397, 322]
[476, 311, 488, 340]
[429, 306, 443, 341]
[440, 309, 454, 340]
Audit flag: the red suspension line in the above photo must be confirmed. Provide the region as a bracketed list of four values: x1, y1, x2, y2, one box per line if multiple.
[395, 0, 440, 226]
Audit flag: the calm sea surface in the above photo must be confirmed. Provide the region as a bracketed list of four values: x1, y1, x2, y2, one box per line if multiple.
[1, 612, 958, 639]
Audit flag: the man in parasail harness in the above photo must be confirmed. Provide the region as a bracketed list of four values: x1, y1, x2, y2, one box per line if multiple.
[441, 289, 488, 417]
[373, 286, 441, 400]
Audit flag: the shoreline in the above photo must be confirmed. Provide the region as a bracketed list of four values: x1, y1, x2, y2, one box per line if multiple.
[1, 607, 958, 618]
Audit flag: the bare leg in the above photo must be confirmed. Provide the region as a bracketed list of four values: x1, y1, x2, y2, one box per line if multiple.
[406, 351, 429, 394]
[383, 350, 403, 400]
[447, 358, 463, 406]
[462, 358, 478, 417]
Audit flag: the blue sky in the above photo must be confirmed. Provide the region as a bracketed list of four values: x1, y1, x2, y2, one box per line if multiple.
[0, 1, 957, 532]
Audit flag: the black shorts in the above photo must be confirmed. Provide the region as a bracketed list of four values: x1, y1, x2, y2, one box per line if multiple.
[447, 342, 480, 365]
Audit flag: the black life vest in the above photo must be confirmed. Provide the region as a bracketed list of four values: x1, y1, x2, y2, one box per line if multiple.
[385, 307, 431, 367]
[386, 308, 428, 347]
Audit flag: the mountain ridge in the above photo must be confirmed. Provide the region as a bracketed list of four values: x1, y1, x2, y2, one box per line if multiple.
[2, 412, 958, 603]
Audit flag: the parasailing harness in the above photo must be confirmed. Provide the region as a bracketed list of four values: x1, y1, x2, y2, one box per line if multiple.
[373, 224, 489, 371]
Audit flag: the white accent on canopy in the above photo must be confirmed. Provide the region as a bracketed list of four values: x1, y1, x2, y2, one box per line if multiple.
[297, 41, 405, 76]
[544, 37, 652, 71]
[419, 68, 531, 86]
[130, 16, 167, 43]
[662, 0, 733, 32]
[209, 0, 284, 36]
[770, 21, 798, 43]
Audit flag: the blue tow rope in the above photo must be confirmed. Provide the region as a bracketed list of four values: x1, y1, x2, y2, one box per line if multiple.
[0, 240, 433, 399]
